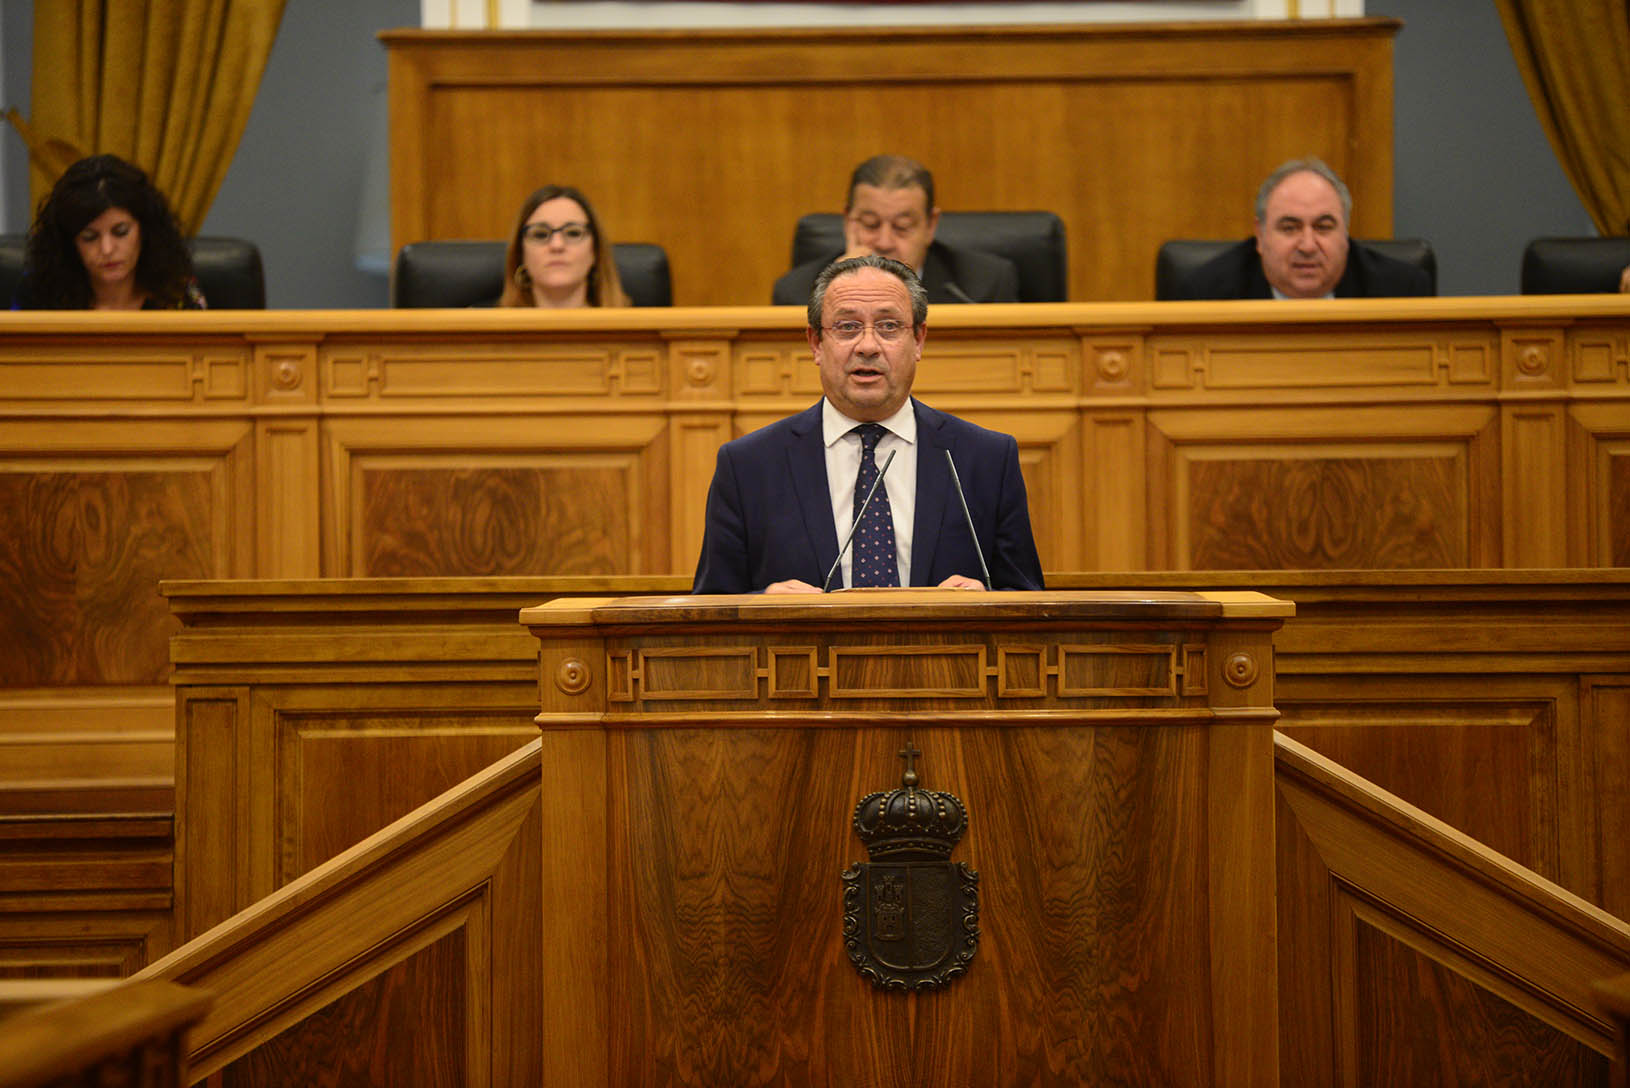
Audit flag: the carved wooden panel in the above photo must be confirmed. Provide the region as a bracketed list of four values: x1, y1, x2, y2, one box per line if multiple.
[599, 630, 1211, 715]
[218, 929, 466, 1087]
[359, 463, 634, 576]
[1351, 917, 1611, 1085]
[325, 415, 669, 577]
[609, 723, 1213, 1084]
[0, 469, 216, 685]
[1184, 452, 1468, 570]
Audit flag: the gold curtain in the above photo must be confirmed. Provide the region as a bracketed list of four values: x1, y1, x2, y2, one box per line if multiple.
[1494, 0, 1630, 234]
[25, 0, 287, 234]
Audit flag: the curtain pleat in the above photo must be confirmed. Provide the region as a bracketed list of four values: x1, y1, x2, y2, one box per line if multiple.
[18, 0, 287, 234]
[1494, 0, 1630, 234]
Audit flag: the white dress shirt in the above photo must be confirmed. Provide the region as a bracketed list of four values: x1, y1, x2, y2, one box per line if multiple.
[821, 397, 917, 589]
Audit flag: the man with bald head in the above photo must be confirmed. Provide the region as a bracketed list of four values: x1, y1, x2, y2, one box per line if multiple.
[698, 255, 1043, 593]
[1174, 158, 1433, 300]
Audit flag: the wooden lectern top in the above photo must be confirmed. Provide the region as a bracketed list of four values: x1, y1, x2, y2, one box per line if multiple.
[520, 588, 1294, 629]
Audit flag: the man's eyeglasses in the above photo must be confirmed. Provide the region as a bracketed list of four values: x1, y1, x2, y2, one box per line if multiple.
[822, 319, 913, 342]
[522, 222, 592, 245]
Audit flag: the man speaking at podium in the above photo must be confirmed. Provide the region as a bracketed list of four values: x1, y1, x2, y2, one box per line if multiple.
[692, 255, 1045, 594]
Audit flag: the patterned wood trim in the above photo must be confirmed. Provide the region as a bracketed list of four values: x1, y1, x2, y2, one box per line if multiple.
[0, 345, 252, 403]
[591, 636, 1221, 709]
[1058, 643, 1177, 698]
[827, 644, 989, 699]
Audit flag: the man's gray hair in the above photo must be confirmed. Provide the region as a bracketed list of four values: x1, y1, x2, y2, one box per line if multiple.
[1254, 157, 1353, 225]
[807, 255, 929, 335]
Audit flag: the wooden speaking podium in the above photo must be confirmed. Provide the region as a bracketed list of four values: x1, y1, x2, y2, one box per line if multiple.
[521, 589, 1291, 1086]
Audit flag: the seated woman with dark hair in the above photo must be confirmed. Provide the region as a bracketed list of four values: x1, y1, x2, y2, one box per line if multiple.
[499, 184, 628, 308]
[16, 153, 204, 310]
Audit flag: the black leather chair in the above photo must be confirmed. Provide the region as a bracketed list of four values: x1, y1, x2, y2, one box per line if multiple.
[391, 240, 672, 308]
[789, 211, 1068, 303]
[1155, 238, 1437, 300]
[0, 233, 266, 308]
[1520, 237, 1630, 294]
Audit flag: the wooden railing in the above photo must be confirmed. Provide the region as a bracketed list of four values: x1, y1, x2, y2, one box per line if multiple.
[1275, 732, 1630, 1085]
[132, 740, 542, 1084]
[0, 979, 209, 1088]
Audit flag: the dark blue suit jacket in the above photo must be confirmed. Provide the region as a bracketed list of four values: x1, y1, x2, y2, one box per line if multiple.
[692, 399, 1045, 593]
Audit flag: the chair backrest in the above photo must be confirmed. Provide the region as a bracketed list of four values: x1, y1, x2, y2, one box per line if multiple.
[790, 211, 1069, 303]
[1155, 238, 1437, 300]
[189, 237, 266, 308]
[1520, 237, 1630, 294]
[0, 234, 266, 308]
[391, 240, 672, 307]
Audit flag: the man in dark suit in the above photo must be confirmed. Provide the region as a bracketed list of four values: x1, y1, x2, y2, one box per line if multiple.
[771, 155, 1020, 306]
[696, 255, 1044, 594]
[1175, 157, 1433, 300]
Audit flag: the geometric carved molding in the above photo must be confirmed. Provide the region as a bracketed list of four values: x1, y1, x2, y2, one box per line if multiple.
[602, 640, 1210, 704]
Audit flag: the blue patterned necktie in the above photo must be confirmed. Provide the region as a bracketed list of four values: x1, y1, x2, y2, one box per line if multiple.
[850, 423, 900, 587]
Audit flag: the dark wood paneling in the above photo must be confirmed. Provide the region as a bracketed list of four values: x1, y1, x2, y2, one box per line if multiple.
[610, 723, 1212, 1085]
[360, 465, 632, 577]
[1281, 712, 1549, 872]
[0, 471, 214, 685]
[218, 912, 467, 1087]
[1354, 921, 1611, 1085]
[284, 719, 533, 880]
[1187, 456, 1465, 570]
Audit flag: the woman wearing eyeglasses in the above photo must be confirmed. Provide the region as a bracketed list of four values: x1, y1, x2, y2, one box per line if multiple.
[499, 185, 629, 308]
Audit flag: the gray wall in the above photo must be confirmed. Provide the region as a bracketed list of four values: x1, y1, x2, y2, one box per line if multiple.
[0, 1, 1600, 304]
[1377, 0, 1594, 294]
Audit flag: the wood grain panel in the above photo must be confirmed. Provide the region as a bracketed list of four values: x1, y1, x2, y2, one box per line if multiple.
[218, 929, 466, 1088]
[1280, 707, 1553, 874]
[0, 469, 214, 686]
[386, 22, 1399, 305]
[1353, 918, 1611, 1085]
[360, 463, 634, 576]
[281, 717, 534, 881]
[609, 723, 1213, 1085]
[1184, 453, 1466, 570]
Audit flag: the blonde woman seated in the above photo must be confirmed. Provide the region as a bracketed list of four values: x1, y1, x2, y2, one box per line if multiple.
[499, 185, 629, 308]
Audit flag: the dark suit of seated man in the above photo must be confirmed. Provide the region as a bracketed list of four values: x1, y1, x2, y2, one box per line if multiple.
[770, 154, 1020, 306]
[1174, 157, 1433, 301]
[697, 255, 1044, 594]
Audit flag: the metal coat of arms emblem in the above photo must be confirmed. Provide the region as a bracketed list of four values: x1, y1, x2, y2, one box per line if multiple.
[841, 742, 979, 990]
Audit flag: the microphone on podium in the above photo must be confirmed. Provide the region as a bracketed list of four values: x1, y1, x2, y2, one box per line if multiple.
[944, 449, 993, 590]
[943, 281, 975, 304]
[823, 448, 897, 593]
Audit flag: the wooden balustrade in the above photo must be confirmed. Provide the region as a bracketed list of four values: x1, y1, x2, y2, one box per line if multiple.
[1275, 733, 1630, 1084]
[0, 979, 209, 1088]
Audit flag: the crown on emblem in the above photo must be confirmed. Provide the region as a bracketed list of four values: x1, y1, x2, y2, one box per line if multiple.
[852, 742, 967, 861]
